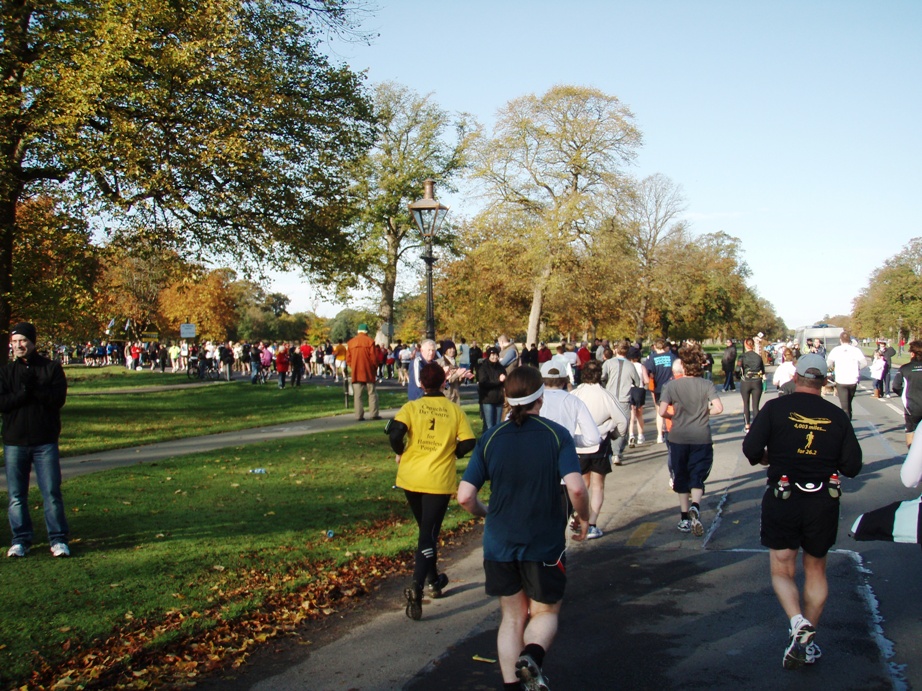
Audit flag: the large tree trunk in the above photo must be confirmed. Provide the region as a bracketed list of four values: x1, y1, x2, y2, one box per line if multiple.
[0, 172, 20, 365]
[526, 264, 553, 346]
[377, 225, 401, 343]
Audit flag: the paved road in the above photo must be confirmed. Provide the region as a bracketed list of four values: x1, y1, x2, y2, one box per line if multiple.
[198, 381, 917, 691]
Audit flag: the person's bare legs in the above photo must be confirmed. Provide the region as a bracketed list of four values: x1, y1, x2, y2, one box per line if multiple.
[497, 592, 528, 683]
[769, 548, 802, 619]
[678, 487, 703, 513]
[802, 552, 828, 626]
[497, 593, 561, 683]
[583, 472, 606, 525]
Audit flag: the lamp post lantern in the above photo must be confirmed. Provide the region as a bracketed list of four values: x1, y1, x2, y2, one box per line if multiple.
[408, 179, 450, 341]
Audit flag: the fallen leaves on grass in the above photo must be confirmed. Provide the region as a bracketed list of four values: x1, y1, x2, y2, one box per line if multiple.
[23, 521, 479, 690]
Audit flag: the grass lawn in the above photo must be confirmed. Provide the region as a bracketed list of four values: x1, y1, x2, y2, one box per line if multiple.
[64, 366, 195, 389]
[0, 408, 486, 689]
[55, 368, 406, 457]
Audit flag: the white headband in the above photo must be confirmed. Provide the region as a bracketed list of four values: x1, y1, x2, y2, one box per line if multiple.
[506, 385, 545, 407]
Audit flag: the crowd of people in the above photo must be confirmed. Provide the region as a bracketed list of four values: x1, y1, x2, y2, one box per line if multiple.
[11, 321, 917, 688]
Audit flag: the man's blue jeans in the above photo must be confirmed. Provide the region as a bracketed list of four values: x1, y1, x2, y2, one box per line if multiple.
[482, 404, 503, 430]
[5, 444, 69, 547]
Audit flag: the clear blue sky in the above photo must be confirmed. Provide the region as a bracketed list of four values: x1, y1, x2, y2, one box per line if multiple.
[277, 0, 922, 333]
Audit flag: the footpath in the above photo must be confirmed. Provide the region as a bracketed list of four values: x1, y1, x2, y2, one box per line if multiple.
[2, 377, 412, 491]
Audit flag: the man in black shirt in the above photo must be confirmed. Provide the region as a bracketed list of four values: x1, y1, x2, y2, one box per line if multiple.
[742, 353, 862, 671]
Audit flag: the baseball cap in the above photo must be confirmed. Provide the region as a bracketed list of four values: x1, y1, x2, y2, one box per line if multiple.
[540, 361, 568, 379]
[796, 354, 827, 379]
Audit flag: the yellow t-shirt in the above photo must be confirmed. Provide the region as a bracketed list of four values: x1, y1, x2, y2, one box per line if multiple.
[334, 344, 347, 361]
[395, 395, 475, 494]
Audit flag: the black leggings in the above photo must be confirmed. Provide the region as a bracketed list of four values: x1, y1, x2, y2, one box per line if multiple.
[740, 379, 763, 426]
[404, 491, 451, 587]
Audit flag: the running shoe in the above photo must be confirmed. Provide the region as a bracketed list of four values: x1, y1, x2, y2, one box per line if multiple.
[688, 506, 704, 537]
[50, 543, 70, 558]
[628, 436, 636, 448]
[404, 583, 422, 621]
[676, 519, 691, 533]
[586, 526, 603, 540]
[636, 434, 646, 445]
[612, 454, 622, 466]
[657, 434, 665, 444]
[805, 642, 822, 664]
[515, 653, 550, 691]
[6, 544, 29, 558]
[426, 573, 449, 599]
[783, 621, 816, 669]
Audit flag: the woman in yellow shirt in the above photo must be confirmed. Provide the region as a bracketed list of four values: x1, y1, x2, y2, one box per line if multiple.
[387, 362, 476, 620]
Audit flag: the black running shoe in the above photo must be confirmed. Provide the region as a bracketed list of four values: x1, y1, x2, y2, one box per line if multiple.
[515, 653, 550, 691]
[426, 573, 449, 599]
[783, 622, 816, 669]
[404, 583, 422, 621]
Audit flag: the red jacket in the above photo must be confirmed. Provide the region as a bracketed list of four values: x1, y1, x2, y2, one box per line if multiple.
[275, 349, 290, 373]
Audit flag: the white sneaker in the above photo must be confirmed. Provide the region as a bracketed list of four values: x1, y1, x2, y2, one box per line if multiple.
[636, 434, 646, 445]
[7, 544, 29, 558]
[612, 454, 622, 466]
[586, 526, 603, 540]
[50, 543, 70, 558]
[627, 436, 636, 448]
[657, 434, 665, 444]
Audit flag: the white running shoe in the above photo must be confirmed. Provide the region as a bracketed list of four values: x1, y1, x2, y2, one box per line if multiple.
[688, 505, 704, 537]
[783, 621, 816, 670]
[7, 544, 29, 558]
[657, 434, 664, 444]
[628, 436, 636, 448]
[805, 642, 822, 664]
[636, 434, 646, 445]
[50, 543, 70, 558]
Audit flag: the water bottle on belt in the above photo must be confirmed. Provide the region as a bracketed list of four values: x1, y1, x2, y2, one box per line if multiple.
[828, 473, 842, 498]
[774, 474, 791, 499]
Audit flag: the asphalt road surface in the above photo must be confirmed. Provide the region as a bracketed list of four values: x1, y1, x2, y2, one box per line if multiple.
[196, 379, 919, 691]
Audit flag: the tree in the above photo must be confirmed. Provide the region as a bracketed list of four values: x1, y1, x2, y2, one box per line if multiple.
[0, 0, 375, 360]
[434, 216, 534, 341]
[617, 174, 689, 339]
[159, 268, 239, 342]
[472, 85, 642, 345]
[94, 249, 185, 341]
[12, 195, 100, 346]
[344, 82, 472, 335]
[853, 238, 922, 340]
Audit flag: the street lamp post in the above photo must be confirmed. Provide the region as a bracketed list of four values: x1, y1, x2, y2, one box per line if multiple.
[408, 179, 450, 341]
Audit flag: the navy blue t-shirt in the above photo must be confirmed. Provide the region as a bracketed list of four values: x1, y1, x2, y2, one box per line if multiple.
[642, 350, 678, 395]
[462, 415, 579, 562]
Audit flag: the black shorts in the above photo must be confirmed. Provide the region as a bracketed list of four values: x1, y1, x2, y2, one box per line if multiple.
[669, 443, 713, 493]
[484, 559, 567, 604]
[630, 387, 646, 408]
[579, 452, 612, 475]
[579, 435, 612, 475]
[760, 486, 840, 558]
[905, 413, 922, 434]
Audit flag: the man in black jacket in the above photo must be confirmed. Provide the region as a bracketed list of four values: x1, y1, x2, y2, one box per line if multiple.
[1, 322, 70, 558]
[721, 339, 737, 392]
